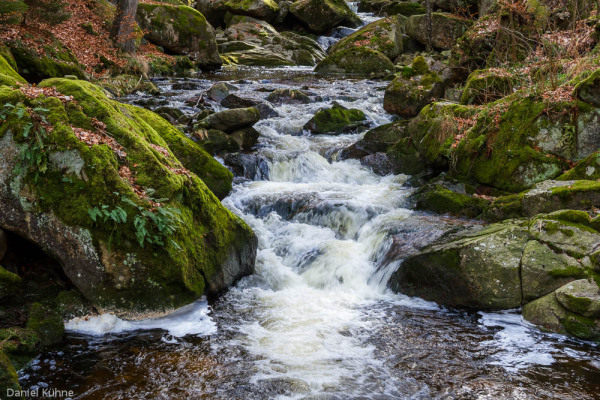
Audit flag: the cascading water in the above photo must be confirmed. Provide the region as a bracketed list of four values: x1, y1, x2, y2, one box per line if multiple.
[18, 10, 600, 400]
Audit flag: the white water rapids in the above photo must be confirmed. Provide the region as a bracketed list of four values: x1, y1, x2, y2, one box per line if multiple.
[22, 9, 600, 400]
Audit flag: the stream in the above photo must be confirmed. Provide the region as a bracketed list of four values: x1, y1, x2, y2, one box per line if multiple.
[18, 10, 600, 400]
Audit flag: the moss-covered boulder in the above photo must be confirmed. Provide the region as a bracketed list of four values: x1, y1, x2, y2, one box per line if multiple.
[328, 15, 406, 61]
[390, 222, 528, 309]
[358, 0, 425, 16]
[523, 285, 600, 341]
[383, 57, 444, 117]
[196, 0, 279, 25]
[0, 53, 27, 87]
[315, 47, 395, 77]
[194, 128, 240, 155]
[0, 78, 257, 317]
[411, 183, 489, 218]
[289, 0, 361, 34]
[136, 3, 222, 70]
[204, 107, 261, 132]
[485, 180, 600, 221]
[390, 212, 600, 311]
[406, 13, 472, 50]
[341, 120, 409, 159]
[6, 38, 86, 83]
[555, 279, 600, 318]
[460, 68, 515, 105]
[219, 15, 325, 66]
[266, 88, 311, 104]
[304, 103, 367, 134]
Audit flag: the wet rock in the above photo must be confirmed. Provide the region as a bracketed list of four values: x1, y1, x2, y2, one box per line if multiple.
[223, 153, 270, 180]
[256, 102, 280, 118]
[136, 4, 222, 70]
[230, 127, 261, 150]
[523, 285, 600, 341]
[205, 107, 261, 132]
[172, 81, 200, 91]
[328, 15, 406, 61]
[555, 279, 600, 318]
[406, 13, 473, 50]
[221, 94, 259, 108]
[315, 47, 395, 77]
[390, 221, 528, 309]
[267, 88, 311, 104]
[289, 0, 361, 34]
[154, 106, 190, 125]
[360, 152, 396, 175]
[194, 128, 240, 155]
[207, 82, 239, 102]
[383, 56, 444, 117]
[304, 102, 367, 134]
[341, 120, 409, 159]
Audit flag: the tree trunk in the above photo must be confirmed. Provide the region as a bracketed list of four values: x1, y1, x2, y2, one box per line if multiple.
[110, 0, 138, 53]
[425, 0, 432, 52]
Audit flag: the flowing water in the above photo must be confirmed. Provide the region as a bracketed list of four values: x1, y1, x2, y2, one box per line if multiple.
[18, 11, 600, 400]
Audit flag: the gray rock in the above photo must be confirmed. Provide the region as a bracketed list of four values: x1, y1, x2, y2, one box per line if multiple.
[205, 107, 261, 132]
[555, 279, 600, 318]
[207, 82, 239, 102]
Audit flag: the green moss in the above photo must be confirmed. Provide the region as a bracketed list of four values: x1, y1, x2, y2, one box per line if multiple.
[562, 312, 598, 340]
[414, 184, 489, 218]
[460, 69, 514, 105]
[0, 53, 27, 87]
[411, 56, 429, 75]
[384, 2, 425, 16]
[0, 77, 254, 312]
[551, 180, 600, 197]
[305, 103, 366, 134]
[547, 265, 588, 278]
[315, 47, 394, 77]
[0, 350, 20, 392]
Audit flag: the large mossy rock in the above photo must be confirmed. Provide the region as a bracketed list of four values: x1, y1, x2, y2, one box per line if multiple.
[383, 56, 444, 117]
[304, 102, 367, 134]
[328, 15, 406, 61]
[394, 89, 600, 192]
[204, 107, 261, 132]
[485, 180, 600, 221]
[136, 4, 222, 70]
[406, 13, 472, 50]
[266, 88, 311, 104]
[289, 0, 361, 34]
[197, 0, 279, 25]
[315, 47, 395, 77]
[411, 183, 489, 218]
[358, 0, 425, 16]
[5, 39, 86, 83]
[0, 53, 27, 87]
[0, 77, 257, 316]
[460, 68, 515, 105]
[219, 15, 325, 66]
[390, 212, 600, 310]
[523, 280, 600, 341]
[390, 222, 528, 309]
